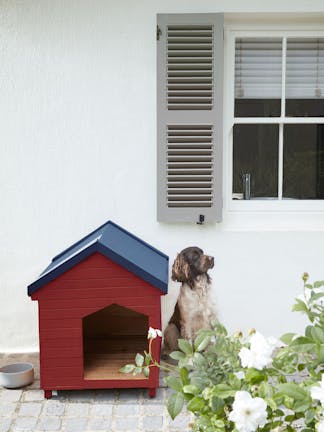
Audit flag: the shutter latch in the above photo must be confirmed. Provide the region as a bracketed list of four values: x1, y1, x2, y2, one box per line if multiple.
[156, 25, 162, 41]
[196, 215, 205, 225]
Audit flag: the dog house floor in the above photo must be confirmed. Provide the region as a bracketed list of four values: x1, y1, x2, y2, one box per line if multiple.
[83, 336, 147, 380]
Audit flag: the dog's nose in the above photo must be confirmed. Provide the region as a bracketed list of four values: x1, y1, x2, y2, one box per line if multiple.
[208, 256, 214, 268]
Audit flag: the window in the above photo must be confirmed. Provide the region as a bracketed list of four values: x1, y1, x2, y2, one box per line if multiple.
[157, 17, 324, 223]
[231, 33, 324, 204]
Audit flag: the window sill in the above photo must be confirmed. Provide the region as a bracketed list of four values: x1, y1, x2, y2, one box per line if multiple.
[229, 199, 324, 213]
[222, 200, 324, 231]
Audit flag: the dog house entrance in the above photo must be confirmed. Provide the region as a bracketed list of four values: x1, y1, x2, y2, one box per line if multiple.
[83, 304, 148, 380]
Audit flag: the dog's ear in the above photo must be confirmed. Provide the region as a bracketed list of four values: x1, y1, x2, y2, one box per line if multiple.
[172, 253, 190, 282]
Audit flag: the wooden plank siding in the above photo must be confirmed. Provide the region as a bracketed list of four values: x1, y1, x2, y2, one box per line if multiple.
[31, 253, 162, 392]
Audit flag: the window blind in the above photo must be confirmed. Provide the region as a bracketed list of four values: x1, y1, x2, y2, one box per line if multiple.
[235, 37, 324, 99]
[286, 38, 324, 99]
[235, 38, 282, 99]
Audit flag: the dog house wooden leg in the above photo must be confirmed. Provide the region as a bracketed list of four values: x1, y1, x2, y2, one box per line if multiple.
[148, 388, 156, 398]
[44, 390, 52, 399]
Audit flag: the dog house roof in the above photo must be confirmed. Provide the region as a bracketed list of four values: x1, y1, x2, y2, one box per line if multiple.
[27, 221, 169, 296]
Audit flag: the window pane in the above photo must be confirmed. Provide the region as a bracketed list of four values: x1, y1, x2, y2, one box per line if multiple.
[283, 124, 324, 199]
[286, 38, 324, 117]
[233, 124, 279, 199]
[235, 38, 282, 117]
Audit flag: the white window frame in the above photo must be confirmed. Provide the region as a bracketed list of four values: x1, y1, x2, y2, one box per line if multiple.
[224, 25, 324, 214]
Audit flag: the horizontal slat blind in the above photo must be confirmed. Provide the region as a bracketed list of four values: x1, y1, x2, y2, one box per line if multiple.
[235, 37, 324, 99]
[157, 14, 224, 223]
[286, 38, 324, 98]
[235, 38, 282, 98]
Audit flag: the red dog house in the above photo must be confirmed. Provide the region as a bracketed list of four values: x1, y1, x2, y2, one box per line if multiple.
[27, 221, 168, 398]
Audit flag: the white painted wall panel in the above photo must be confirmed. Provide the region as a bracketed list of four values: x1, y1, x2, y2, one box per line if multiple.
[1, 0, 324, 351]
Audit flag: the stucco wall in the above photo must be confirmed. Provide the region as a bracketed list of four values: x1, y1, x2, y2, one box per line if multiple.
[1, 0, 324, 351]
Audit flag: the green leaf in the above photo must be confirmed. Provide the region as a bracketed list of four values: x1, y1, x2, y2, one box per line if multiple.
[193, 352, 207, 367]
[290, 336, 317, 353]
[187, 396, 205, 413]
[214, 419, 225, 429]
[305, 409, 315, 424]
[169, 351, 186, 361]
[265, 397, 277, 411]
[213, 384, 236, 398]
[319, 344, 324, 362]
[313, 280, 324, 288]
[183, 385, 200, 395]
[167, 392, 184, 420]
[119, 364, 135, 374]
[283, 395, 294, 410]
[273, 393, 284, 406]
[305, 325, 313, 339]
[311, 292, 324, 302]
[228, 374, 241, 390]
[190, 376, 208, 390]
[180, 367, 189, 385]
[178, 339, 193, 355]
[293, 397, 312, 413]
[292, 299, 308, 313]
[133, 367, 142, 375]
[311, 326, 324, 343]
[245, 368, 267, 384]
[143, 366, 150, 377]
[259, 381, 273, 399]
[194, 334, 211, 352]
[280, 332, 296, 344]
[297, 363, 306, 372]
[145, 353, 152, 365]
[278, 383, 308, 400]
[135, 353, 144, 367]
[165, 376, 183, 392]
[210, 395, 225, 414]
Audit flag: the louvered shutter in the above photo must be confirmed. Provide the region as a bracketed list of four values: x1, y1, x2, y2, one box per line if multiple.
[157, 14, 224, 223]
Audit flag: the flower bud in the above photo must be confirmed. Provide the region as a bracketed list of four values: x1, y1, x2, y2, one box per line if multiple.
[302, 272, 309, 283]
[234, 330, 243, 339]
[248, 328, 256, 336]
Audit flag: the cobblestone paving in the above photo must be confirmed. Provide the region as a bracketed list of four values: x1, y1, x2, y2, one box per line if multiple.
[0, 354, 193, 432]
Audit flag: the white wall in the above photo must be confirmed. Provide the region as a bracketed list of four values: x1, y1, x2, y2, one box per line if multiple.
[1, 0, 324, 352]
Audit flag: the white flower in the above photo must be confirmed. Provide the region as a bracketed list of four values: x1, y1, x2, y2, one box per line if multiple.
[234, 371, 245, 380]
[311, 374, 324, 406]
[239, 331, 280, 370]
[228, 391, 268, 432]
[317, 420, 324, 432]
[147, 327, 162, 339]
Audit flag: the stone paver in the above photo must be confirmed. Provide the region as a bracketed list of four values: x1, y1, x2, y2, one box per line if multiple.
[0, 353, 193, 432]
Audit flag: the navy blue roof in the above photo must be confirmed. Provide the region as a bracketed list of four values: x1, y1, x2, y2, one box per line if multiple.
[28, 221, 169, 296]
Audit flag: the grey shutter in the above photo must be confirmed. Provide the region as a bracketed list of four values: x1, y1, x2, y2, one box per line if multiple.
[157, 13, 224, 223]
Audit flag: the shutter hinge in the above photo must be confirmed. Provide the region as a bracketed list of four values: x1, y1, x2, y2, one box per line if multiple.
[156, 25, 162, 41]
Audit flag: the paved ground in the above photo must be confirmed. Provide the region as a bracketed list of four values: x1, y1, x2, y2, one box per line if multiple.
[0, 353, 193, 432]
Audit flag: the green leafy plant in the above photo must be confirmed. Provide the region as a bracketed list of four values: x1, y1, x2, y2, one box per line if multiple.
[122, 274, 324, 432]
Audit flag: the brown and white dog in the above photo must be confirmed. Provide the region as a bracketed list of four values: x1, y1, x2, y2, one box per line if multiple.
[162, 247, 216, 357]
